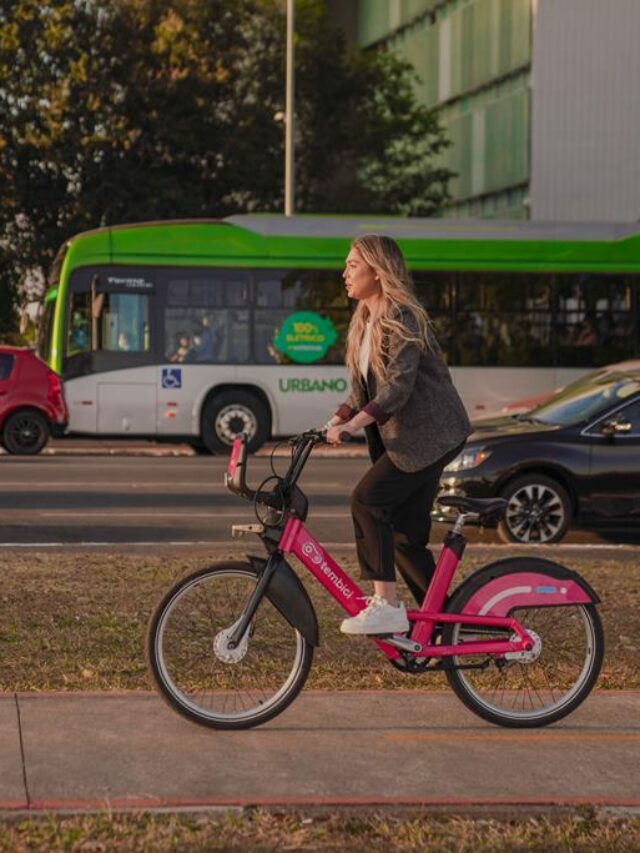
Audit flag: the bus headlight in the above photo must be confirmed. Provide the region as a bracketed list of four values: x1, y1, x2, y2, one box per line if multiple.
[444, 447, 492, 472]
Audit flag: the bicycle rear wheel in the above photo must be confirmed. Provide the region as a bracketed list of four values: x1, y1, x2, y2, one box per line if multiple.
[443, 584, 604, 728]
[147, 562, 314, 729]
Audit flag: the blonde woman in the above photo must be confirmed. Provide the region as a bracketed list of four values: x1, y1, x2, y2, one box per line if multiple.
[325, 235, 471, 635]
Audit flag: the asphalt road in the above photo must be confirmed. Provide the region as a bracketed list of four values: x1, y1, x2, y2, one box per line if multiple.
[0, 454, 368, 547]
[2, 454, 640, 552]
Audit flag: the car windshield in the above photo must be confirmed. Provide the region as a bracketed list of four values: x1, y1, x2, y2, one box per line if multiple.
[530, 373, 640, 426]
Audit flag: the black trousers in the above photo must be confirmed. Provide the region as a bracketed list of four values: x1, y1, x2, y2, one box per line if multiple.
[351, 431, 464, 603]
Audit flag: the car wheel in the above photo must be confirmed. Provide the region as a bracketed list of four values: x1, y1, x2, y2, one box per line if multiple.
[201, 391, 270, 454]
[2, 409, 50, 455]
[498, 474, 572, 544]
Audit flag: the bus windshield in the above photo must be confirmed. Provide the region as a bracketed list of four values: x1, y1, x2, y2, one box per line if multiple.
[37, 291, 57, 364]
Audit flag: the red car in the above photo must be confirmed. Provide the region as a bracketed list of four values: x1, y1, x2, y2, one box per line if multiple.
[0, 347, 68, 455]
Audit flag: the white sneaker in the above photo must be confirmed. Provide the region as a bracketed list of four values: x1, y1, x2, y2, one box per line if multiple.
[340, 595, 409, 635]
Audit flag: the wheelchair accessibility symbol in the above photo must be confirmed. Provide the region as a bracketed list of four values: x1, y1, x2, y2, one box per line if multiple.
[161, 368, 182, 389]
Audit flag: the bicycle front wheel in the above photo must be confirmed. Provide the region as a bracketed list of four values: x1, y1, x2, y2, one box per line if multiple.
[443, 591, 604, 728]
[147, 562, 314, 729]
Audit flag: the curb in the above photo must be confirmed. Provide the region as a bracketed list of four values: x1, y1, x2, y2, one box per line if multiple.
[36, 441, 369, 459]
[1, 798, 639, 818]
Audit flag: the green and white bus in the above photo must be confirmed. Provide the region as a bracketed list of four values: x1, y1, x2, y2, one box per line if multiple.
[38, 216, 640, 452]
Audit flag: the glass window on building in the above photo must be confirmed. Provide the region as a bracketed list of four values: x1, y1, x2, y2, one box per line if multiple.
[254, 270, 349, 365]
[454, 273, 554, 367]
[556, 274, 637, 367]
[163, 271, 250, 364]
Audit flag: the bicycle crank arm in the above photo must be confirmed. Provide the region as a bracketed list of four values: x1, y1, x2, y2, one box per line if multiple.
[377, 635, 423, 654]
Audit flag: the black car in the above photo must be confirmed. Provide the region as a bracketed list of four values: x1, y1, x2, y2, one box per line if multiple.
[436, 369, 640, 544]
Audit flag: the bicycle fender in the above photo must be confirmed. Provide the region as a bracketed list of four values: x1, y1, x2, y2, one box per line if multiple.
[248, 555, 319, 646]
[449, 557, 599, 618]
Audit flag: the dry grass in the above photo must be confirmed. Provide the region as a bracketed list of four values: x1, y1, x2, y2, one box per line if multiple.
[0, 549, 637, 692]
[1, 808, 640, 852]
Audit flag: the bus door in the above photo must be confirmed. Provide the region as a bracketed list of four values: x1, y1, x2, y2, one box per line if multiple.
[64, 268, 158, 435]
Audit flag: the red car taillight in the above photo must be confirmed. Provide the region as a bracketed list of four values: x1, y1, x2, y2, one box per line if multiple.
[46, 370, 64, 407]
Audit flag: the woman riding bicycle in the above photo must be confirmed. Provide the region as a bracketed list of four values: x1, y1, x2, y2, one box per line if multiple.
[325, 235, 471, 635]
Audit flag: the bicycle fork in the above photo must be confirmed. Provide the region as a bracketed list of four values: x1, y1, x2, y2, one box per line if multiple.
[226, 552, 281, 650]
[226, 550, 320, 650]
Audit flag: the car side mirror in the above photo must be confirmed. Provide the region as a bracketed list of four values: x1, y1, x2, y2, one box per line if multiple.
[599, 418, 632, 437]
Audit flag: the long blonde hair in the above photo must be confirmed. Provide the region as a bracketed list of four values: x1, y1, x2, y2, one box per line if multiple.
[345, 234, 431, 382]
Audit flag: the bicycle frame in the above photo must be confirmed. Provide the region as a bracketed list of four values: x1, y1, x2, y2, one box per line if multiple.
[279, 516, 534, 662]
[227, 432, 593, 664]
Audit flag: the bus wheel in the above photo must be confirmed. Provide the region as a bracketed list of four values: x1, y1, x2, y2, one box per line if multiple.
[2, 409, 50, 455]
[201, 391, 270, 454]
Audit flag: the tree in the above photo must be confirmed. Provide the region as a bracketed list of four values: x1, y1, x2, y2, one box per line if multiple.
[0, 0, 453, 336]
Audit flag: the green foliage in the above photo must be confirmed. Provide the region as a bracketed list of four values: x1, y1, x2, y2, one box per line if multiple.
[0, 0, 453, 336]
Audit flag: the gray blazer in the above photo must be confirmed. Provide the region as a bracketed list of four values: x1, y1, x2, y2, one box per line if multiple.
[336, 308, 471, 472]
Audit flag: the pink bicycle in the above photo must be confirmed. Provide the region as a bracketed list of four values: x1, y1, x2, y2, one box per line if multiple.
[147, 430, 604, 730]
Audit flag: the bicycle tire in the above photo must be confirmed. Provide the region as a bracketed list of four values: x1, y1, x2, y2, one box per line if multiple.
[147, 561, 314, 729]
[442, 561, 604, 728]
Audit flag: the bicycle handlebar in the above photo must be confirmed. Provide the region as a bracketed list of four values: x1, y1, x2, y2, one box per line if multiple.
[224, 429, 332, 504]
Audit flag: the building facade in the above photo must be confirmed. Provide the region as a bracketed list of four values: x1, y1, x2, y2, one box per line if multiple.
[336, 0, 640, 222]
[530, 0, 640, 222]
[349, 0, 532, 219]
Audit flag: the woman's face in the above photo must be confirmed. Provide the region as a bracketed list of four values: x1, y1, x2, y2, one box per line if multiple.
[343, 248, 380, 301]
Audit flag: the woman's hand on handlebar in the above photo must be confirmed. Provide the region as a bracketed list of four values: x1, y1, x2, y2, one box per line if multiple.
[325, 409, 375, 444]
[325, 423, 353, 445]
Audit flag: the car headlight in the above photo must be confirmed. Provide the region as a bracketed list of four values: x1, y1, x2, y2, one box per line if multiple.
[443, 447, 492, 472]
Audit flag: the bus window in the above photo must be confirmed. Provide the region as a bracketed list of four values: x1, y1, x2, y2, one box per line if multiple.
[163, 271, 250, 363]
[413, 272, 455, 361]
[98, 292, 150, 352]
[68, 292, 91, 355]
[556, 274, 637, 367]
[454, 273, 554, 367]
[68, 290, 149, 354]
[254, 269, 349, 365]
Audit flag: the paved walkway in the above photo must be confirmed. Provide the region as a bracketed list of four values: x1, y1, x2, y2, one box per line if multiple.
[1, 691, 638, 813]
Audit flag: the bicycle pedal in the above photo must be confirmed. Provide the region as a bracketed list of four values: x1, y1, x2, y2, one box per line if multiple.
[231, 523, 265, 538]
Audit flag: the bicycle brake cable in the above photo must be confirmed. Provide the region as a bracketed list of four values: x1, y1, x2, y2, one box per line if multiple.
[269, 439, 289, 478]
[253, 474, 286, 527]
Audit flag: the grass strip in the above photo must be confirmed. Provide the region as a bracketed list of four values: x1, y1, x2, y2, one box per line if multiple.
[0, 550, 637, 691]
[1, 808, 640, 851]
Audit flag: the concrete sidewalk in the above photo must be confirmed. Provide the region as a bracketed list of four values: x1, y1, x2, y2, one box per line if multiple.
[1, 690, 638, 814]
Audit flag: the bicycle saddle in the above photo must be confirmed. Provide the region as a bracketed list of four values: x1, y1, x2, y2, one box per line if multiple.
[437, 495, 507, 520]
